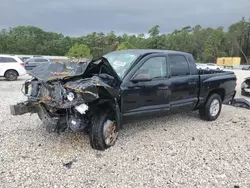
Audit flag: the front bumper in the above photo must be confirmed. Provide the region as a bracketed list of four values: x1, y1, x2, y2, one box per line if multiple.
[230, 98, 250, 109]
[10, 102, 66, 133]
[10, 101, 37, 115]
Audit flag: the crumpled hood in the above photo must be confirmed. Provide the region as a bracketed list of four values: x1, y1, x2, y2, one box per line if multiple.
[27, 57, 121, 83]
[27, 61, 89, 81]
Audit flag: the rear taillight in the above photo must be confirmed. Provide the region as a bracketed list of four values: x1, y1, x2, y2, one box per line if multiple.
[20, 63, 24, 67]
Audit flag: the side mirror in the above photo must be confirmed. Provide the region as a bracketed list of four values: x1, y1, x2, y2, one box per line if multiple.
[131, 73, 151, 82]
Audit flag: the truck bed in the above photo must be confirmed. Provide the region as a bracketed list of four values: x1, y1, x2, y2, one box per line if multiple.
[197, 69, 237, 108]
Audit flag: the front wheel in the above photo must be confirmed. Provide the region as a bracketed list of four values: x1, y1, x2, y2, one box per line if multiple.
[199, 94, 222, 121]
[89, 110, 119, 150]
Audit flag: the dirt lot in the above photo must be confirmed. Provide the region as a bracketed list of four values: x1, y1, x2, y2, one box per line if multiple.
[0, 70, 250, 188]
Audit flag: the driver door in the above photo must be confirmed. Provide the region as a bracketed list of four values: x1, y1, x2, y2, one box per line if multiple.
[121, 54, 171, 122]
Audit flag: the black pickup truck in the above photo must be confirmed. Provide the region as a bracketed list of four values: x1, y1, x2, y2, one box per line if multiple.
[10, 49, 237, 150]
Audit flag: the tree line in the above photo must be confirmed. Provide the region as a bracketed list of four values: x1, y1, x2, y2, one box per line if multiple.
[0, 17, 249, 64]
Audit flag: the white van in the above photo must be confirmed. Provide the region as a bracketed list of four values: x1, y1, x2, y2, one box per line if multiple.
[0, 55, 26, 81]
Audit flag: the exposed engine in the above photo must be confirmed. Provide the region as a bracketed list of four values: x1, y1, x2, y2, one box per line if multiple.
[19, 58, 120, 133]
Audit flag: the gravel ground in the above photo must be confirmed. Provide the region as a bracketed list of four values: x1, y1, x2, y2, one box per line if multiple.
[0, 70, 250, 188]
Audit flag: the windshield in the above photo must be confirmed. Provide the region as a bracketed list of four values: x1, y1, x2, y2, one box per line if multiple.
[103, 51, 140, 78]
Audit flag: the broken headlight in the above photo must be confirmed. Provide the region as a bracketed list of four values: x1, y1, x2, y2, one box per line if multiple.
[23, 80, 32, 96]
[241, 82, 248, 88]
[75, 103, 89, 114]
[67, 92, 75, 101]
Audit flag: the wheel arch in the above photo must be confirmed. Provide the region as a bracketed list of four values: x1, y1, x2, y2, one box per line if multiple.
[4, 69, 19, 77]
[206, 88, 225, 102]
[90, 98, 122, 130]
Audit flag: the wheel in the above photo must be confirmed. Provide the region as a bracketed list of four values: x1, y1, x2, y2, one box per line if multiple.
[199, 94, 222, 121]
[89, 110, 119, 150]
[5, 70, 18, 81]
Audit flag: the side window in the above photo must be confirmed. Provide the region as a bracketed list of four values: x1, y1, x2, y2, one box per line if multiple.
[34, 59, 41, 62]
[0, 57, 17, 63]
[3, 57, 17, 63]
[27, 59, 33, 63]
[134, 57, 167, 79]
[41, 59, 49, 62]
[35, 59, 48, 62]
[169, 55, 190, 77]
[0, 57, 5, 63]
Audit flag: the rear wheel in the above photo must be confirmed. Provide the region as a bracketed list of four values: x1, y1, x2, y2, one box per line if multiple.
[199, 94, 222, 121]
[89, 110, 119, 150]
[5, 70, 18, 81]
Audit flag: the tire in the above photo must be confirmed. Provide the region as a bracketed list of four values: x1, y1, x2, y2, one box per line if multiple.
[5, 70, 18, 81]
[89, 109, 119, 151]
[199, 94, 222, 121]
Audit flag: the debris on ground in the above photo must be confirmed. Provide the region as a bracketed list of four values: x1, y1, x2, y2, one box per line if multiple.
[62, 158, 77, 169]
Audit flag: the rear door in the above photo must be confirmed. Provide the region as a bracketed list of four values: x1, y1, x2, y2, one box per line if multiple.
[121, 54, 171, 121]
[0, 57, 18, 76]
[168, 54, 199, 112]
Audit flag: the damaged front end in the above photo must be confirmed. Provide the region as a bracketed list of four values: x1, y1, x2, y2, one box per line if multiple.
[241, 77, 250, 96]
[10, 58, 121, 134]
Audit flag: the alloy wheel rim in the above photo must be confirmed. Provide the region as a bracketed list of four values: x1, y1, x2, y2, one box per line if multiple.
[210, 99, 220, 116]
[8, 71, 17, 80]
[103, 119, 118, 146]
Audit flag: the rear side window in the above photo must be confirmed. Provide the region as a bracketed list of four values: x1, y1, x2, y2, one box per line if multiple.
[169, 55, 190, 77]
[34, 59, 48, 62]
[0, 57, 17, 63]
[4, 57, 17, 62]
[0, 57, 5, 63]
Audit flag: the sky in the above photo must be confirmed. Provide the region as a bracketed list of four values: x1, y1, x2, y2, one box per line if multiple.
[0, 0, 249, 36]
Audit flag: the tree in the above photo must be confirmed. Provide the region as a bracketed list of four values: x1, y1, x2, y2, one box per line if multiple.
[148, 25, 160, 37]
[228, 17, 250, 64]
[0, 18, 249, 65]
[116, 42, 135, 50]
[203, 27, 226, 62]
[66, 44, 92, 58]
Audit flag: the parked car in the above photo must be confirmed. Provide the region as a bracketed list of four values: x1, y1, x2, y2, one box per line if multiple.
[0, 55, 26, 81]
[20, 56, 31, 62]
[206, 63, 223, 70]
[24, 57, 50, 70]
[10, 49, 236, 150]
[241, 77, 250, 96]
[196, 63, 207, 70]
[242, 65, 250, 70]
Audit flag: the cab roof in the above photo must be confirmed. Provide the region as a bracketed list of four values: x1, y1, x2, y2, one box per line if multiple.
[114, 49, 191, 56]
